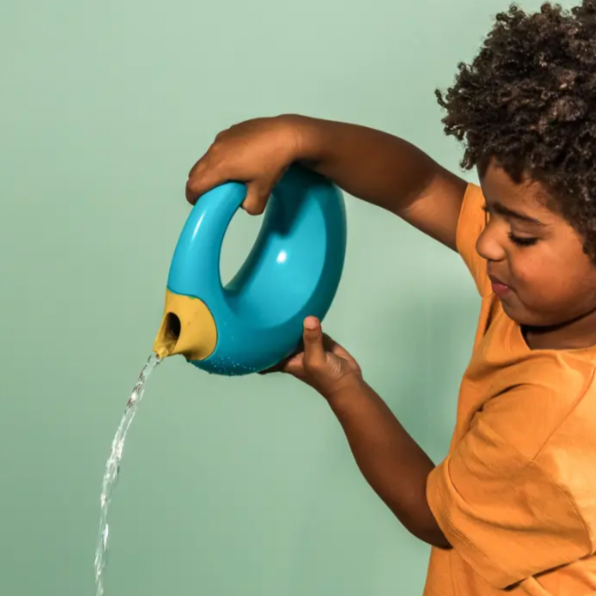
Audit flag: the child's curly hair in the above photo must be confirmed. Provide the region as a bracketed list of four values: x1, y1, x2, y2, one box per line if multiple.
[437, 1, 596, 260]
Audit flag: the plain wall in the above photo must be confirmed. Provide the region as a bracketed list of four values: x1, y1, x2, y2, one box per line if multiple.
[0, 0, 570, 594]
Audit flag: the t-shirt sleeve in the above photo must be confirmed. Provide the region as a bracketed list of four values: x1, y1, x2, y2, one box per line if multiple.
[426, 384, 592, 589]
[456, 183, 491, 297]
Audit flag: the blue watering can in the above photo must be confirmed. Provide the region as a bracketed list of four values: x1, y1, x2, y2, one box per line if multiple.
[153, 164, 347, 376]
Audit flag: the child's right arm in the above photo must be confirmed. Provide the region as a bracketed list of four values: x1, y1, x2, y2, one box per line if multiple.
[185, 115, 468, 251]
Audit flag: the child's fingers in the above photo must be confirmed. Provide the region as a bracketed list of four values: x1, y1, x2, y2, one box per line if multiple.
[303, 317, 326, 370]
[242, 181, 271, 215]
[258, 348, 303, 376]
[282, 353, 304, 375]
[185, 159, 226, 204]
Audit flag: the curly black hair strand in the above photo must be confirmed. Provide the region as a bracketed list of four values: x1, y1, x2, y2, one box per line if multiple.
[437, 0, 596, 259]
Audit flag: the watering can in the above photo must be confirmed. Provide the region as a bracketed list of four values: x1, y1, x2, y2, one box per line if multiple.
[153, 164, 347, 376]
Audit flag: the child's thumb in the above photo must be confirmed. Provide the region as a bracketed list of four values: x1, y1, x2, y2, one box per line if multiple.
[303, 317, 326, 369]
[242, 182, 270, 215]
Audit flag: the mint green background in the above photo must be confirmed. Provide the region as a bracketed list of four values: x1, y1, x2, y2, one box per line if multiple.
[0, 0, 563, 594]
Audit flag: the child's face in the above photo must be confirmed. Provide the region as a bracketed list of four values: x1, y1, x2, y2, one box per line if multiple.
[477, 159, 596, 335]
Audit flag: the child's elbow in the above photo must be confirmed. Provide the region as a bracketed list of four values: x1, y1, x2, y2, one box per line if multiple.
[408, 518, 451, 549]
[427, 530, 451, 550]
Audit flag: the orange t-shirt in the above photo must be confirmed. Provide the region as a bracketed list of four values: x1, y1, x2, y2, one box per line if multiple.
[424, 183, 596, 595]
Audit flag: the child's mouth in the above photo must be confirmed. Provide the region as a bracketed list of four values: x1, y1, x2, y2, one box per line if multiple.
[489, 275, 511, 298]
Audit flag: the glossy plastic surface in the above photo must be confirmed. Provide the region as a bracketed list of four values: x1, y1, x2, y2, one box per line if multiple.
[167, 164, 347, 375]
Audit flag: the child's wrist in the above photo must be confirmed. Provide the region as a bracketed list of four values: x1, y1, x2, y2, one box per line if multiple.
[276, 114, 326, 164]
[322, 375, 370, 406]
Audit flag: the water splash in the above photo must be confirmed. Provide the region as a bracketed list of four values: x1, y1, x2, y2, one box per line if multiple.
[94, 353, 162, 596]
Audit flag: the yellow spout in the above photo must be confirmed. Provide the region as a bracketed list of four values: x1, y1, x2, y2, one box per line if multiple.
[153, 290, 217, 361]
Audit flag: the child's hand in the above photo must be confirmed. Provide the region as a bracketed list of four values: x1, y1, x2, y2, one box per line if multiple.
[265, 316, 363, 399]
[185, 116, 310, 215]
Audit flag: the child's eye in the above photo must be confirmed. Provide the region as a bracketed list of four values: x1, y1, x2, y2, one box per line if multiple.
[483, 205, 538, 247]
[508, 233, 538, 247]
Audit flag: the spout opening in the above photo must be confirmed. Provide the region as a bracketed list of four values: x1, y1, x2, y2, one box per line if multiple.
[153, 290, 218, 362]
[165, 312, 181, 343]
[154, 312, 181, 358]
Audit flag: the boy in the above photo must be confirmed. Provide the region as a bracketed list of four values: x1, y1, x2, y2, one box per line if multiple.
[186, 2, 596, 594]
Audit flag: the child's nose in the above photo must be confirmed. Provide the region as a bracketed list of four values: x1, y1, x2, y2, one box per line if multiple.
[476, 226, 506, 263]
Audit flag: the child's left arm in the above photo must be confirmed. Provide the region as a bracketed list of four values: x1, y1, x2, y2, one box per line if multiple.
[273, 317, 450, 549]
[326, 378, 450, 548]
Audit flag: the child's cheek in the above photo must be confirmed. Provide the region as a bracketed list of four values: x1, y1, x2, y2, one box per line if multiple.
[508, 254, 534, 288]
[510, 251, 555, 296]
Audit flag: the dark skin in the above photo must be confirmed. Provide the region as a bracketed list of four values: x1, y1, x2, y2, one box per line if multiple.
[479, 164, 596, 350]
[185, 114, 596, 549]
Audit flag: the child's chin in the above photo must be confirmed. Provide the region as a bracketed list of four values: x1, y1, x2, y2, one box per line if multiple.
[502, 300, 561, 329]
[500, 299, 534, 326]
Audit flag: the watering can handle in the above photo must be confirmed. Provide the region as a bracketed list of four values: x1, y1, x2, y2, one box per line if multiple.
[166, 181, 247, 300]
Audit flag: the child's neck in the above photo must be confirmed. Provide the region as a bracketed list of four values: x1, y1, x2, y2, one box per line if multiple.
[523, 306, 596, 351]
